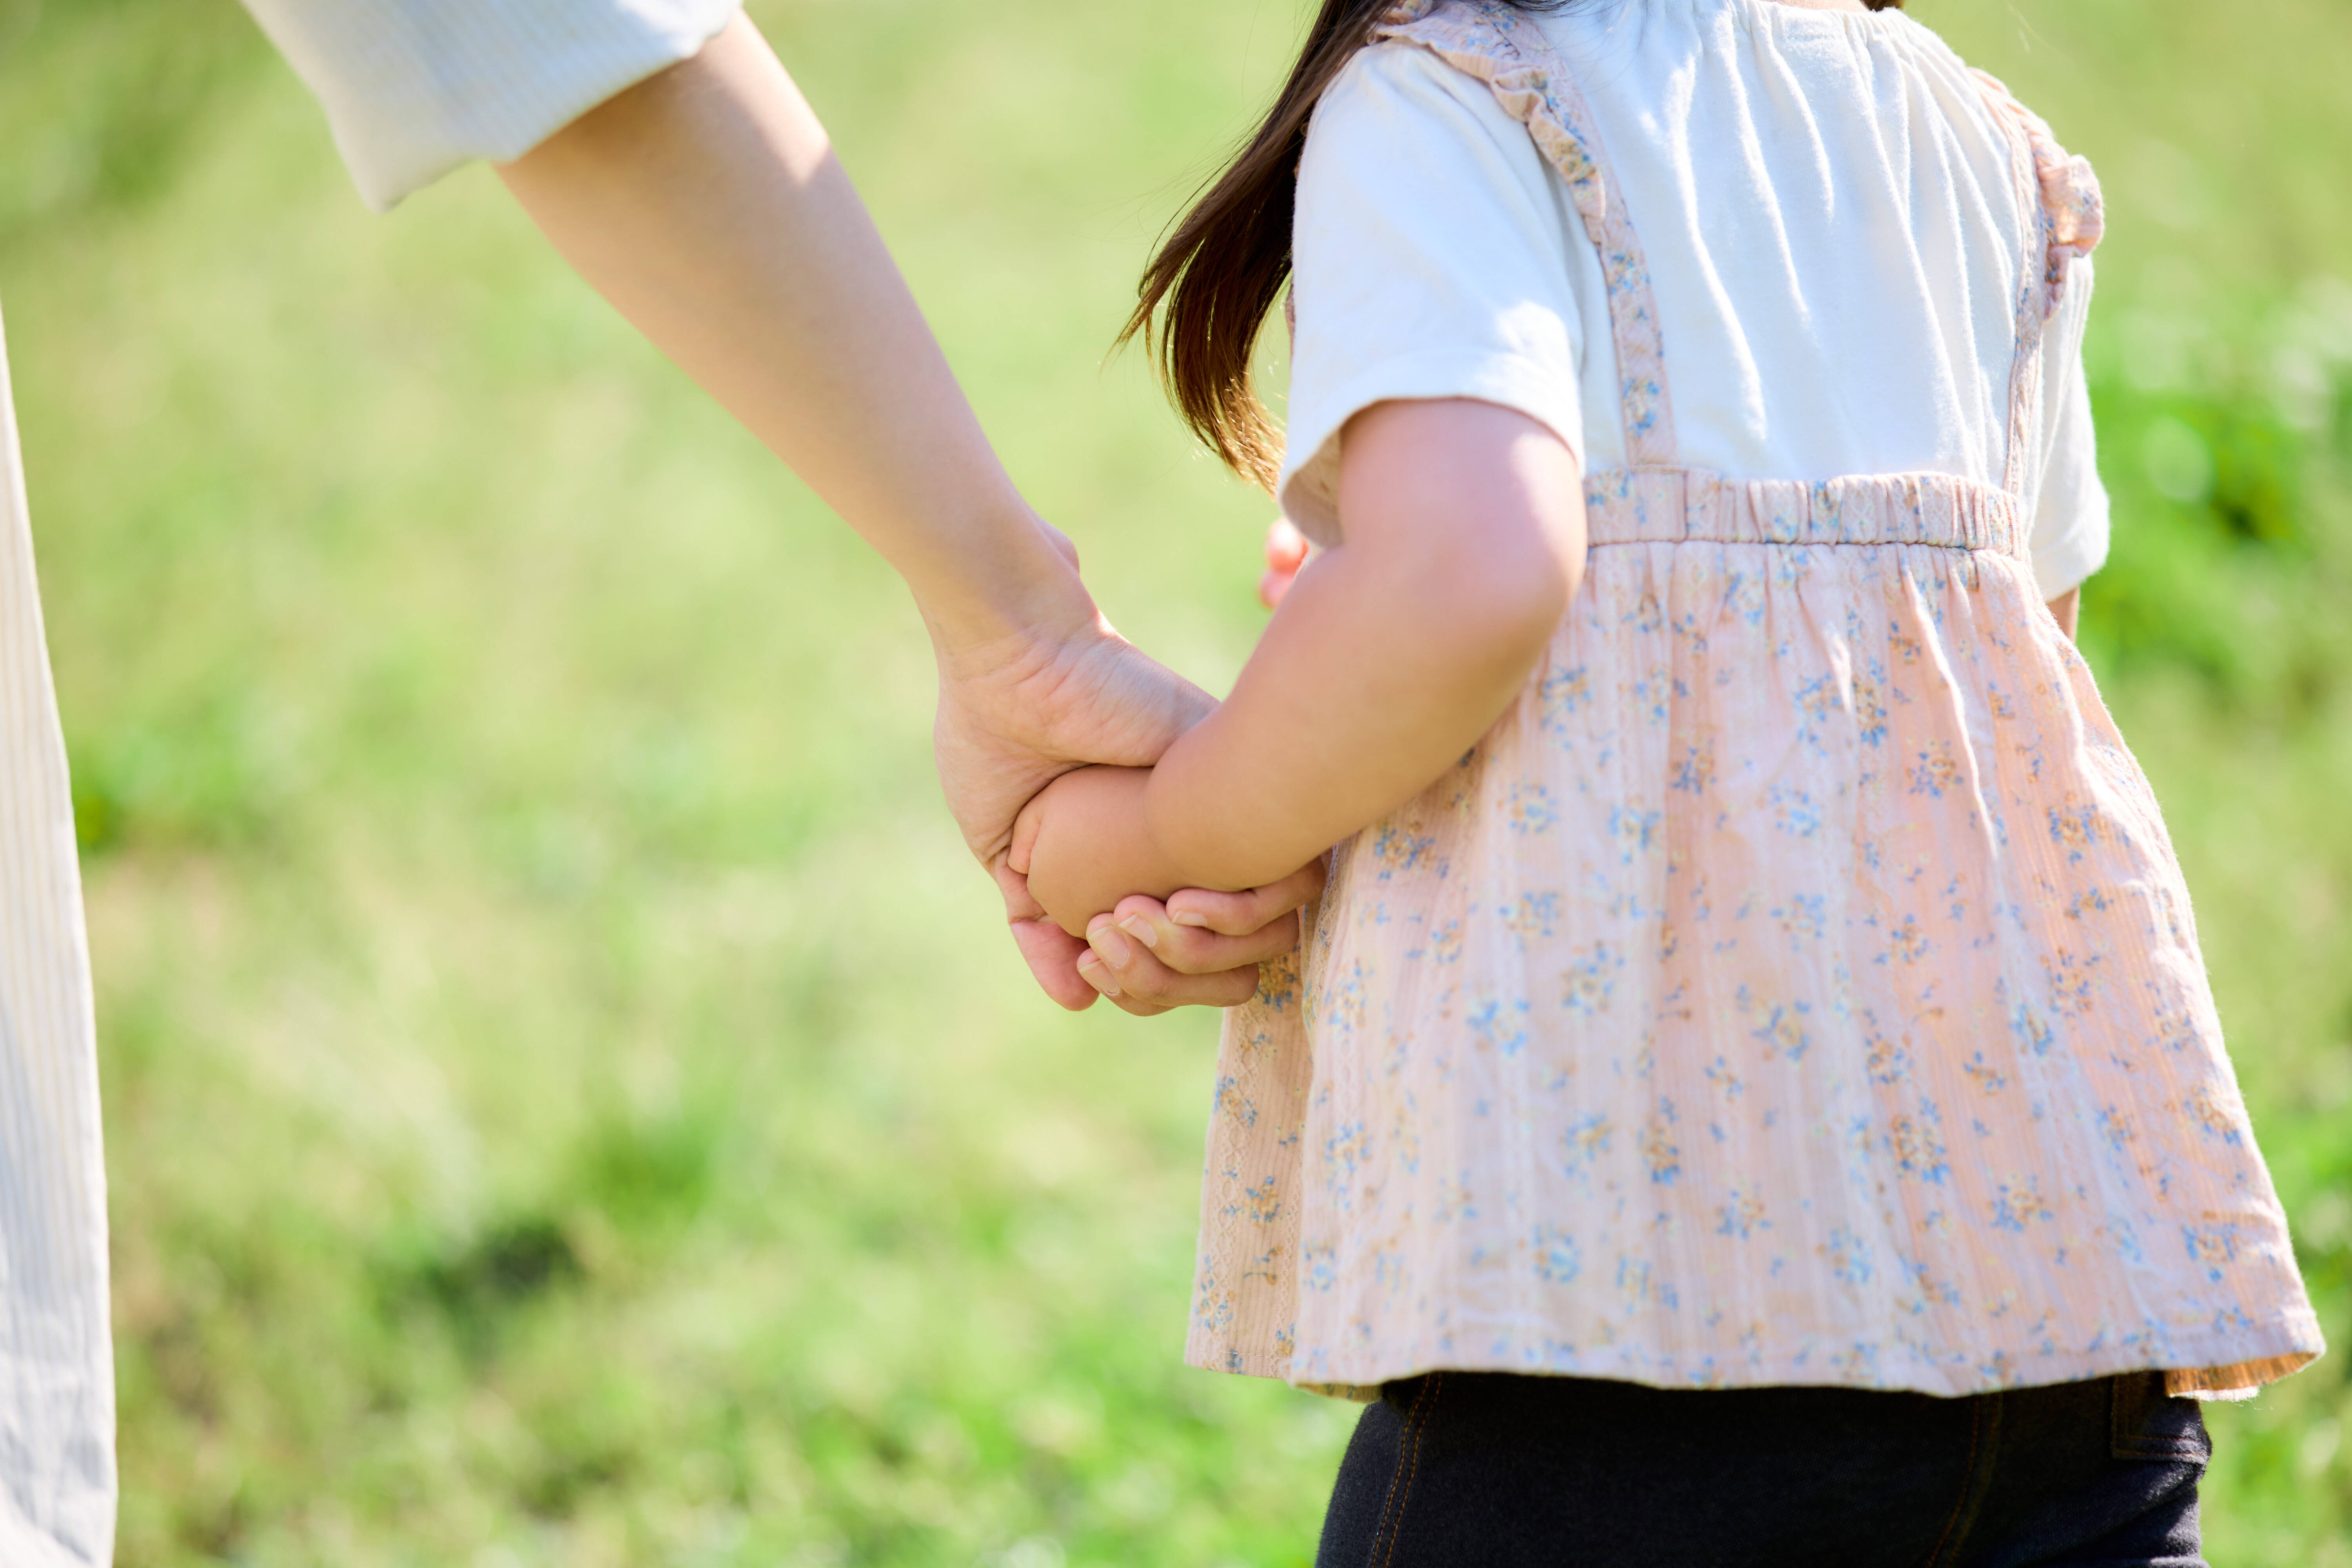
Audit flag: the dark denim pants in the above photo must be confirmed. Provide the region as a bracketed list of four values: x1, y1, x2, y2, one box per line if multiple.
[1318, 1371, 2209, 1568]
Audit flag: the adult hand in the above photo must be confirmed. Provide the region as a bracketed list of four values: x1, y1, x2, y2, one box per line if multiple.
[931, 571, 1212, 1008]
[931, 534, 1323, 1011]
[494, 22, 1296, 1009]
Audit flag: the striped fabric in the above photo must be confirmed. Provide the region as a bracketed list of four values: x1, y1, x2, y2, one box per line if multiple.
[0, 311, 115, 1564]
[241, 0, 743, 210]
[0, 9, 770, 1554]
[0, 11, 758, 1553]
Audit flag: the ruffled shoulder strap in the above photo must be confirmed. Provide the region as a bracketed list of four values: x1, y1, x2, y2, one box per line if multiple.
[1371, 0, 1679, 467]
[1967, 69, 2103, 498]
[1971, 70, 2106, 320]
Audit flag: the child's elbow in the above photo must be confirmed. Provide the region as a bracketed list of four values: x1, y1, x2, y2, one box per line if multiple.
[1421, 527, 1581, 666]
[1502, 538, 1582, 639]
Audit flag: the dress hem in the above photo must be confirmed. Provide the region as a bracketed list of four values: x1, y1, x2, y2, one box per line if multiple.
[1187, 1313, 2326, 1404]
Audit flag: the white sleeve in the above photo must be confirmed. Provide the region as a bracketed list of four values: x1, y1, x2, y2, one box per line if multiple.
[241, 0, 742, 211]
[2027, 257, 2110, 599]
[1279, 44, 1588, 543]
[0, 323, 116, 1568]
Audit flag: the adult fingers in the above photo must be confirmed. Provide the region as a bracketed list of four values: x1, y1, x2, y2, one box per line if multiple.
[1265, 516, 1309, 571]
[1015, 918, 1102, 1012]
[1163, 858, 1327, 938]
[1082, 916, 1263, 1010]
[1088, 967, 1175, 1018]
[1105, 895, 1299, 975]
[994, 856, 1098, 1012]
[991, 852, 1047, 922]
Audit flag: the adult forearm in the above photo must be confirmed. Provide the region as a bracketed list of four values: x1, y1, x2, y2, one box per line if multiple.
[495, 15, 1080, 650]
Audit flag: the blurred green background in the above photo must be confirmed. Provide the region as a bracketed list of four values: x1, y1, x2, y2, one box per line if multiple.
[0, 0, 2346, 1561]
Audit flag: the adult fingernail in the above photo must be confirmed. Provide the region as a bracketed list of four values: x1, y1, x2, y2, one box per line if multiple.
[1090, 926, 1134, 969]
[1119, 915, 1160, 948]
[1078, 953, 1122, 998]
[1172, 911, 1211, 929]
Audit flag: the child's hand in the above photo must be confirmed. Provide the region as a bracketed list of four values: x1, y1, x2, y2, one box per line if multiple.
[1261, 516, 1310, 608]
[1072, 873, 1323, 1007]
[1011, 766, 1184, 938]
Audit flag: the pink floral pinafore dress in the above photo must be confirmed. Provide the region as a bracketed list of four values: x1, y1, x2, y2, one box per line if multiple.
[1187, 0, 2324, 1402]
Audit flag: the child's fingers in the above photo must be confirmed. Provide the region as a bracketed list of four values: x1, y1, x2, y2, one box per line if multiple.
[1163, 860, 1327, 937]
[1259, 517, 1309, 609]
[1110, 894, 1298, 974]
[1264, 516, 1308, 571]
[1084, 915, 1262, 1009]
[1007, 794, 1047, 877]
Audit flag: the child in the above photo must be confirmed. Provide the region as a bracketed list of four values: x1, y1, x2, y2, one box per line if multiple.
[1014, 0, 2325, 1559]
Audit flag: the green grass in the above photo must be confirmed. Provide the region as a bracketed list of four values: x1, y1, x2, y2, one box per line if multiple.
[0, 0, 2347, 1561]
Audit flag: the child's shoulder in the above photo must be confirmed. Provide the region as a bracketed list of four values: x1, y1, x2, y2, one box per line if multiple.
[1963, 68, 2108, 312]
[1349, 0, 2101, 263]
[1319, 25, 1509, 120]
[1307, 28, 1556, 167]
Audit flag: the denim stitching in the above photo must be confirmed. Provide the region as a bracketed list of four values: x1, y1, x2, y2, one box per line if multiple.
[1372, 1372, 1445, 1568]
[1924, 1395, 1985, 1568]
[2112, 1372, 2210, 1462]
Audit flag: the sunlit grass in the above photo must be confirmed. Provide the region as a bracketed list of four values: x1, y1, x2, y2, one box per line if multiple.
[1, 0, 2345, 1561]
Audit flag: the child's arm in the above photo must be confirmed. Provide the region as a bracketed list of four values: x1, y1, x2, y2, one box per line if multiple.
[1016, 398, 1585, 935]
[2048, 588, 2080, 639]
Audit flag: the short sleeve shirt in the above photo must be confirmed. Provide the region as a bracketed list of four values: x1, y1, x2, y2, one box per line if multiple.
[242, 0, 743, 210]
[1280, 0, 2110, 599]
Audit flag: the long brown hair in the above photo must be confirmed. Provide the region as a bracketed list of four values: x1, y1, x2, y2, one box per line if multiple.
[1124, 0, 1906, 489]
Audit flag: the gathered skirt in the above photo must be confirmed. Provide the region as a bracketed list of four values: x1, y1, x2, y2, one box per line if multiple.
[1189, 472, 2323, 1400]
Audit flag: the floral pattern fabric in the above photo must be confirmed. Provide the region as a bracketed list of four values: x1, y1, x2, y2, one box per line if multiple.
[1187, 0, 2322, 1402]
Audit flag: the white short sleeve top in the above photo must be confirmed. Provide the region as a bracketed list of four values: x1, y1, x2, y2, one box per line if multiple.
[1281, 0, 2111, 599]
[241, 0, 743, 210]
[1187, 0, 2318, 1405]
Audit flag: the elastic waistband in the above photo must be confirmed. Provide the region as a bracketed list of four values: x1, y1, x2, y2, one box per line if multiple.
[1582, 468, 2027, 555]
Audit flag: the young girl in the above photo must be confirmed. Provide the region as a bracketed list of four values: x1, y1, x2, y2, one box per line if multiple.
[1015, 0, 2325, 1559]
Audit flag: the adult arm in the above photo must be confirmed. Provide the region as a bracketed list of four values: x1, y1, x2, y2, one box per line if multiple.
[499, 19, 1330, 1008]
[497, 17, 1085, 662]
[243, 2, 1312, 1007]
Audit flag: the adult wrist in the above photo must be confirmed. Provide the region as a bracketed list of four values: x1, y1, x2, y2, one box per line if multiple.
[916, 503, 1100, 675]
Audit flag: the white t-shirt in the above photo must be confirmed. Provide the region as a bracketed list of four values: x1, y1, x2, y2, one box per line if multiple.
[242, 0, 743, 210]
[1280, 0, 2109, 599]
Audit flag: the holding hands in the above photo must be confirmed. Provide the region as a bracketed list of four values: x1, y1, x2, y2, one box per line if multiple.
[1001, 398, 1587, 1019]
[492, 18, 1300, 1018]
[960, 510, 1334, 1018]
[932, 602, 1320, 1016]
[1009, 765, 1323, 1014]
[991, 510, 1324, 1014]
